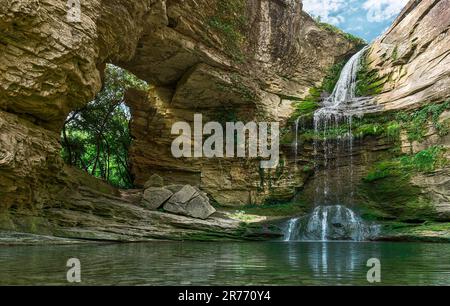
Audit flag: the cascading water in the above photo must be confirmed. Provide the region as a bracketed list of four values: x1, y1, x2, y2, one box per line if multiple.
[286, 46, 381, 242]
[284, 206, 380, 242]
[314, 46, 380, 119]
[311, 47, 371, 207]
[284, 218, 300, 241]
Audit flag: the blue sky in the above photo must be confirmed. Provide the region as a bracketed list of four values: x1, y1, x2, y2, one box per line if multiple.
[303, 0, 409, 42]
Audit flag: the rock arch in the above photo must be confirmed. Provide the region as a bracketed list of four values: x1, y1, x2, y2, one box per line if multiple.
[0, 0, 360, 238]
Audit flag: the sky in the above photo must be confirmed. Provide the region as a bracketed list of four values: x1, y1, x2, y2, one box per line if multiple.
[303, 0, 409, 42]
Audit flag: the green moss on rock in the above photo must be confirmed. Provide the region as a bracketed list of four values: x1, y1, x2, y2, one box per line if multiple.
[355, 52, 386, 97]
[359, 146, 447, 222]
[291, 61, 347, 121]
[396, 100, 450, 142]
[207, 0, 248, 62]
[241, 202, 308, 217]
[379, 221, 450, 242]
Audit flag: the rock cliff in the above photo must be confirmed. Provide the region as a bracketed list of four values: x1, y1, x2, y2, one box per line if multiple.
[368, 0, 450, 110]
[366, 0, 450, 222]
[0, 0, 361, 241]
[2, 0, 448, 243]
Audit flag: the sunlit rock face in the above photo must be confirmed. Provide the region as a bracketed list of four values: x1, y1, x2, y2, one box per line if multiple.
[0, 0, 361, 239]
[121, 0, 361, 206]
[365, 0, 450, 221]
[368, 0, 450, 111]
[0, 0, 155, 132]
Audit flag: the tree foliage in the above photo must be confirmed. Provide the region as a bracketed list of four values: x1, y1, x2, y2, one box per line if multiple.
[61, 65, 148, 188]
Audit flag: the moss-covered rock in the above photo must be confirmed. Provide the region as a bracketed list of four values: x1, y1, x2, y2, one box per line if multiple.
[378, 221, 450, 243]
[355, 51, 386, 97]
[359, 146, 448, 222]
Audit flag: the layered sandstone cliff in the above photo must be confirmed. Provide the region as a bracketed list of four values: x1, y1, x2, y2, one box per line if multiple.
[2, 0, 448, 243]
[0, 0, 361, 240]
[368, 0, 450, 220]
[368, 0, 450, 110]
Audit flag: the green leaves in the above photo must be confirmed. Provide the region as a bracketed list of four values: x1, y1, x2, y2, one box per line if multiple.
[396, 101, 450, 142]
[61, 65, 148, 188]
[364, 145, 447, 183]
[355, 52, 385, 97]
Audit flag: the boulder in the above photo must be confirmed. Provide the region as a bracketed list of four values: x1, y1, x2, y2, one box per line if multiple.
[163, 185, 216, 219]
[141, 187, 173, 210]
[167, 185, 198, 204]
[184, 193, 217, 220]
[164, 184, 186, 194]
[144, 174, 164, 188]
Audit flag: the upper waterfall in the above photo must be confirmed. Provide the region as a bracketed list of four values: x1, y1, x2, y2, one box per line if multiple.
[315, 46, 379, 120]
[325, 47, 367, 108]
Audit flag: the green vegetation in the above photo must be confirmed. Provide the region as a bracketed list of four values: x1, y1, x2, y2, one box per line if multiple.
[294, 99, 320, 118]
[381, 221, 450, 242]
[228, 211, 263, 222]
[295, 100, 450, 144]
[298, 116, 393, 141]
[316, 21, 366, 46]
[391, 46, 399, 61]
[359, 146, 447, 222]
[291, 61, 346, 120]
[364, 146, 447, 183]
[396, 100, 450, 142]
[61, 65, 148, 189]
[386, 121, 401, 140]
[208, 0, 247, 62]
[355, 52, 385, 97]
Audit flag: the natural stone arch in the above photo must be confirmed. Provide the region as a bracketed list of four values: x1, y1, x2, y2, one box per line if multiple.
[0, 0, 360, 238]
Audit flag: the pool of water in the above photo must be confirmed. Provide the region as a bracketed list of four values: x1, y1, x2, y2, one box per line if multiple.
[0, 241, 449, 285]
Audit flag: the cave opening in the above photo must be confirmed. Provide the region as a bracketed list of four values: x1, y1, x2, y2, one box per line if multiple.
[60, 64, 148, 189]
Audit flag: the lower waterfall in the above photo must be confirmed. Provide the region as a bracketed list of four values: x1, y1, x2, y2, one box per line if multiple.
[283, 205, 380, 242]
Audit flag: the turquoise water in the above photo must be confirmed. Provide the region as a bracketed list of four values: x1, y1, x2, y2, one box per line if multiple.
[0, 242, 449, 285]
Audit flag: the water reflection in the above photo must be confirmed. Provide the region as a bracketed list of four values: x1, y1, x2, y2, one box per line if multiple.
[0, 242, 448, 285]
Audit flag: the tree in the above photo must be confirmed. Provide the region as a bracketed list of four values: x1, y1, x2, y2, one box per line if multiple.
[61, 64, 148, 188]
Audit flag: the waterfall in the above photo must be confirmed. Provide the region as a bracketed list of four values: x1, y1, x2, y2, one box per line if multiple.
[283, 205, 380, 242]
[314, 46, 379, 120]
[311, 47, 372, 207]
[287, 47, 381, 242]
[284, 218, 300, 241]
[294, 117, 301, 161]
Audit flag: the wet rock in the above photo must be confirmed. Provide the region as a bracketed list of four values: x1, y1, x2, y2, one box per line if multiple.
[164, 185, 216, 219]
[142, 187, 173, 210]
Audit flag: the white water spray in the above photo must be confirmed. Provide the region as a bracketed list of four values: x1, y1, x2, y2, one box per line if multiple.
[286, 47, 381, 242]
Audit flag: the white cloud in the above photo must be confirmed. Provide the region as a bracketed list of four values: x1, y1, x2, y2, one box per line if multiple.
[302, 0, 350, 25]
[363, 0, 408, 22]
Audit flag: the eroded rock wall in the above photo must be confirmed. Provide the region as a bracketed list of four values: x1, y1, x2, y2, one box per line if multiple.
[366, 0, 450, 221]
[0, 0, 361, 238]
[123, 1, 361, 205]
[368, 0, 450, 111]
